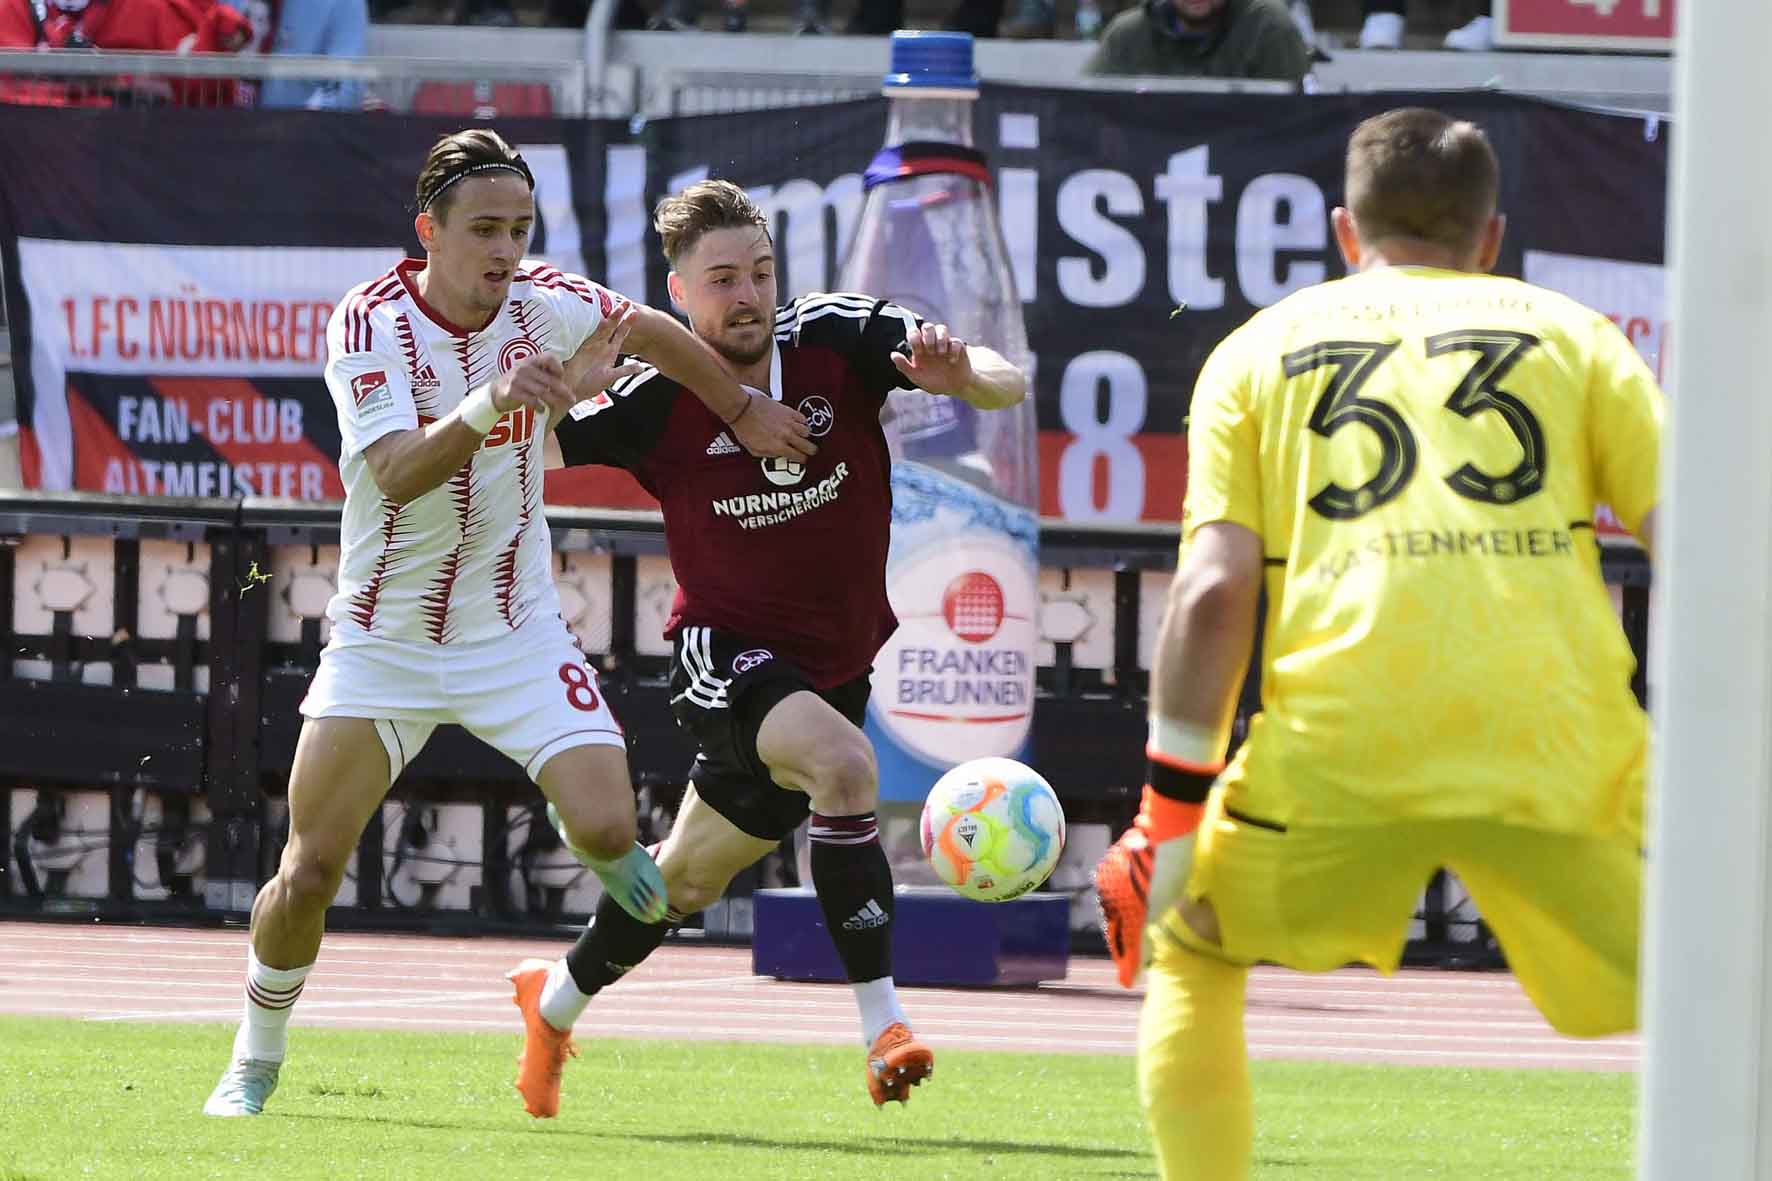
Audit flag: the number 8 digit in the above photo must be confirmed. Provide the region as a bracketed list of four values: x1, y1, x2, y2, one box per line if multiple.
[559, 662, 600, 711]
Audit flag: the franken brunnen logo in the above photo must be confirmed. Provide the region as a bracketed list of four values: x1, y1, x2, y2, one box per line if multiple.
[873, 549, 1036, 767]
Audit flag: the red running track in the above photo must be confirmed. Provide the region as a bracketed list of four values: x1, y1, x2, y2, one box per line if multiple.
[0, 922, 1638, 1071]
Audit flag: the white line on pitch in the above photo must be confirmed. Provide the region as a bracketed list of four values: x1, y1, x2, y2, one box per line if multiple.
[78, 973, 763, 1022]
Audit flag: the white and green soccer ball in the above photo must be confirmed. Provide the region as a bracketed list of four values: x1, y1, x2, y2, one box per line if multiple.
[920, 757, 1067, 903]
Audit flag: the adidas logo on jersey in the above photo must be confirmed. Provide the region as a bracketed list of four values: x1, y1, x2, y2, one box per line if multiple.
[842, 899, 889, 931]
[412, 362, 440, 392]
[705, 432, 742, 456]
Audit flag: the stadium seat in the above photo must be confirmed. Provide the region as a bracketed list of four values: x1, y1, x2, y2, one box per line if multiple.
[410, 81, 553, 117]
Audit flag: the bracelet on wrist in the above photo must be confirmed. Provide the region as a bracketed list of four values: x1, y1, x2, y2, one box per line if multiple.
[723, 391, 754, 427]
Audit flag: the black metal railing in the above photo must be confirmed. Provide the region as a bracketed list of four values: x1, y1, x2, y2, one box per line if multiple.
[0, 491, 1651, 963]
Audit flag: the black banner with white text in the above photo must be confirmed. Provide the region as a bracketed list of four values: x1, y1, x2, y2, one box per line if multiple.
[0, 92, 1667, 521]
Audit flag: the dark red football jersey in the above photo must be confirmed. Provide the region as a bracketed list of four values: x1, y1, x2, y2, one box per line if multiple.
[555, 293, 921, 689]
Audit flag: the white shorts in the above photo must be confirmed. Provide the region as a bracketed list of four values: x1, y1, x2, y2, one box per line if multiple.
[300, 616, 626, 784]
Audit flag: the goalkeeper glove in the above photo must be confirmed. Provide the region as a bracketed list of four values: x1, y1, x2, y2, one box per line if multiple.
[1094, 722, 1223, 988]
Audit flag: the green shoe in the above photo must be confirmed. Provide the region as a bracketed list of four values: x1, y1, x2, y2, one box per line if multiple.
[202, 1057, 281, 1117]
[546, 803, 668, 923]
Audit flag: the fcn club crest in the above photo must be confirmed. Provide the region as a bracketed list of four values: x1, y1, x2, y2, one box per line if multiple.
[799, 395, 835, 438]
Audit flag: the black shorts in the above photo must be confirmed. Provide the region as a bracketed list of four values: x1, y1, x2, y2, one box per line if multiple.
[668, 624, 871, 841]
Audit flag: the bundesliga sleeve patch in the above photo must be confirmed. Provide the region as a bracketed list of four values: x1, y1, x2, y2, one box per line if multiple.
[351, 369, 393, 414]
[569, 390, 615, 420]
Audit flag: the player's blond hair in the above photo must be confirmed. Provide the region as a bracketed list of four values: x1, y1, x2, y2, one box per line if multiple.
[1344, 108, 1499, 252]
[654, 180, 769, 267]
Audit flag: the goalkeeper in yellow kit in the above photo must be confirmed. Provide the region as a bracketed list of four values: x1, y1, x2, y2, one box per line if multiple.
[1094, 106, 1663, 1179]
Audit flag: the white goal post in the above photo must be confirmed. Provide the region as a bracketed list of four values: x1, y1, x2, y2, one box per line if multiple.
[1640, 1, 1772, 1177]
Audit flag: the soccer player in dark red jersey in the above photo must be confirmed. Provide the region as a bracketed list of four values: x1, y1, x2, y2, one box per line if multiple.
[504, 179, 1027, 1117]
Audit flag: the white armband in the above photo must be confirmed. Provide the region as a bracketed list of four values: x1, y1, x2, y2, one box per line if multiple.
[458, 385, 501, 435]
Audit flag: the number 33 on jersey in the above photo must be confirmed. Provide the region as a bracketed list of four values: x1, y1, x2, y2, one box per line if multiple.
[1186, 266, 1659, 564]
[1182, 265, 1663, 831]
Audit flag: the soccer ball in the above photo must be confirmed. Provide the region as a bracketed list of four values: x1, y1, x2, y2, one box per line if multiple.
[920, 757, 1066, 902]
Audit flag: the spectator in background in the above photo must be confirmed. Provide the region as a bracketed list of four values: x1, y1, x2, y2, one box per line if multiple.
[0, 0, 256, 105]
[252, 0, 369, 109]
[1, 0, 250, 50]
[1083, 0, 1310, 83]
[1359, 0, 1492, 50]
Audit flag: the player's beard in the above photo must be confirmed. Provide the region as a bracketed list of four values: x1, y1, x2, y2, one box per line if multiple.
[709, 313, 773, 366]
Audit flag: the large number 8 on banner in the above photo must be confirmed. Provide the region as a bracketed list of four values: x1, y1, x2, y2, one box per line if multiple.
[1057, 351, 1147, 521]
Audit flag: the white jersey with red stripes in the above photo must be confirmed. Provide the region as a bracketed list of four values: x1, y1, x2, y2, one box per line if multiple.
[321, 257, 621, 646]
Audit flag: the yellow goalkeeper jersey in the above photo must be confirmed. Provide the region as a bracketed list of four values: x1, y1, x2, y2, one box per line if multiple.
[1184, 265, 1662, 833]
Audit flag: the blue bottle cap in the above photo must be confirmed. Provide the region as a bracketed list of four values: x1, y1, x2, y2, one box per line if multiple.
[883, 30, 979, 95]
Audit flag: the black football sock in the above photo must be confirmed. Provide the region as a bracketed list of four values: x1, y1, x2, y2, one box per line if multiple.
[564, 891, 682, 996]
[808, 811, 895, 983]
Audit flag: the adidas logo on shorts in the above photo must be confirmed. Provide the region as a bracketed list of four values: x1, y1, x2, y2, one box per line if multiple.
[842, 899, 889, 931]
[706, 432, 741, 456]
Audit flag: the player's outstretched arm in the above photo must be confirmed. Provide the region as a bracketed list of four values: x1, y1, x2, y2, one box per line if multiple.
[1096, 519, 1263, 987]
[623, 304, 815, 461]
[364, 353, 568, 505]
[561, 303, 647, 410]
[1151, 522, 1263, 764]
[1147, 521, 1262, 894]
[889, 322, 1026, 410]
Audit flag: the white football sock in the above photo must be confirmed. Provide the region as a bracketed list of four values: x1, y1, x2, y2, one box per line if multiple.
[853, 976, 909, 1046]
[230, 948, 313, 1064]
[538, 957, 590, 1032]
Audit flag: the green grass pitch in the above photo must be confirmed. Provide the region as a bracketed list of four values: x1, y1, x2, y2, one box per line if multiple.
[0, 1017, 1632, 1179]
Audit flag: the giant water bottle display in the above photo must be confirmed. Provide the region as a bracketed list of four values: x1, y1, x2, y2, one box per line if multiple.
[840, 32, 1041, 819]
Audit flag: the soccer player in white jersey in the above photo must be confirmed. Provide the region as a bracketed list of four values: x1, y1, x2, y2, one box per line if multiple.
[203, 129, 814, 1118]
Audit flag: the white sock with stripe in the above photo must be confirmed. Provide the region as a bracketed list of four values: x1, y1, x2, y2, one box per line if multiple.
[230, 948, 313, 1063]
